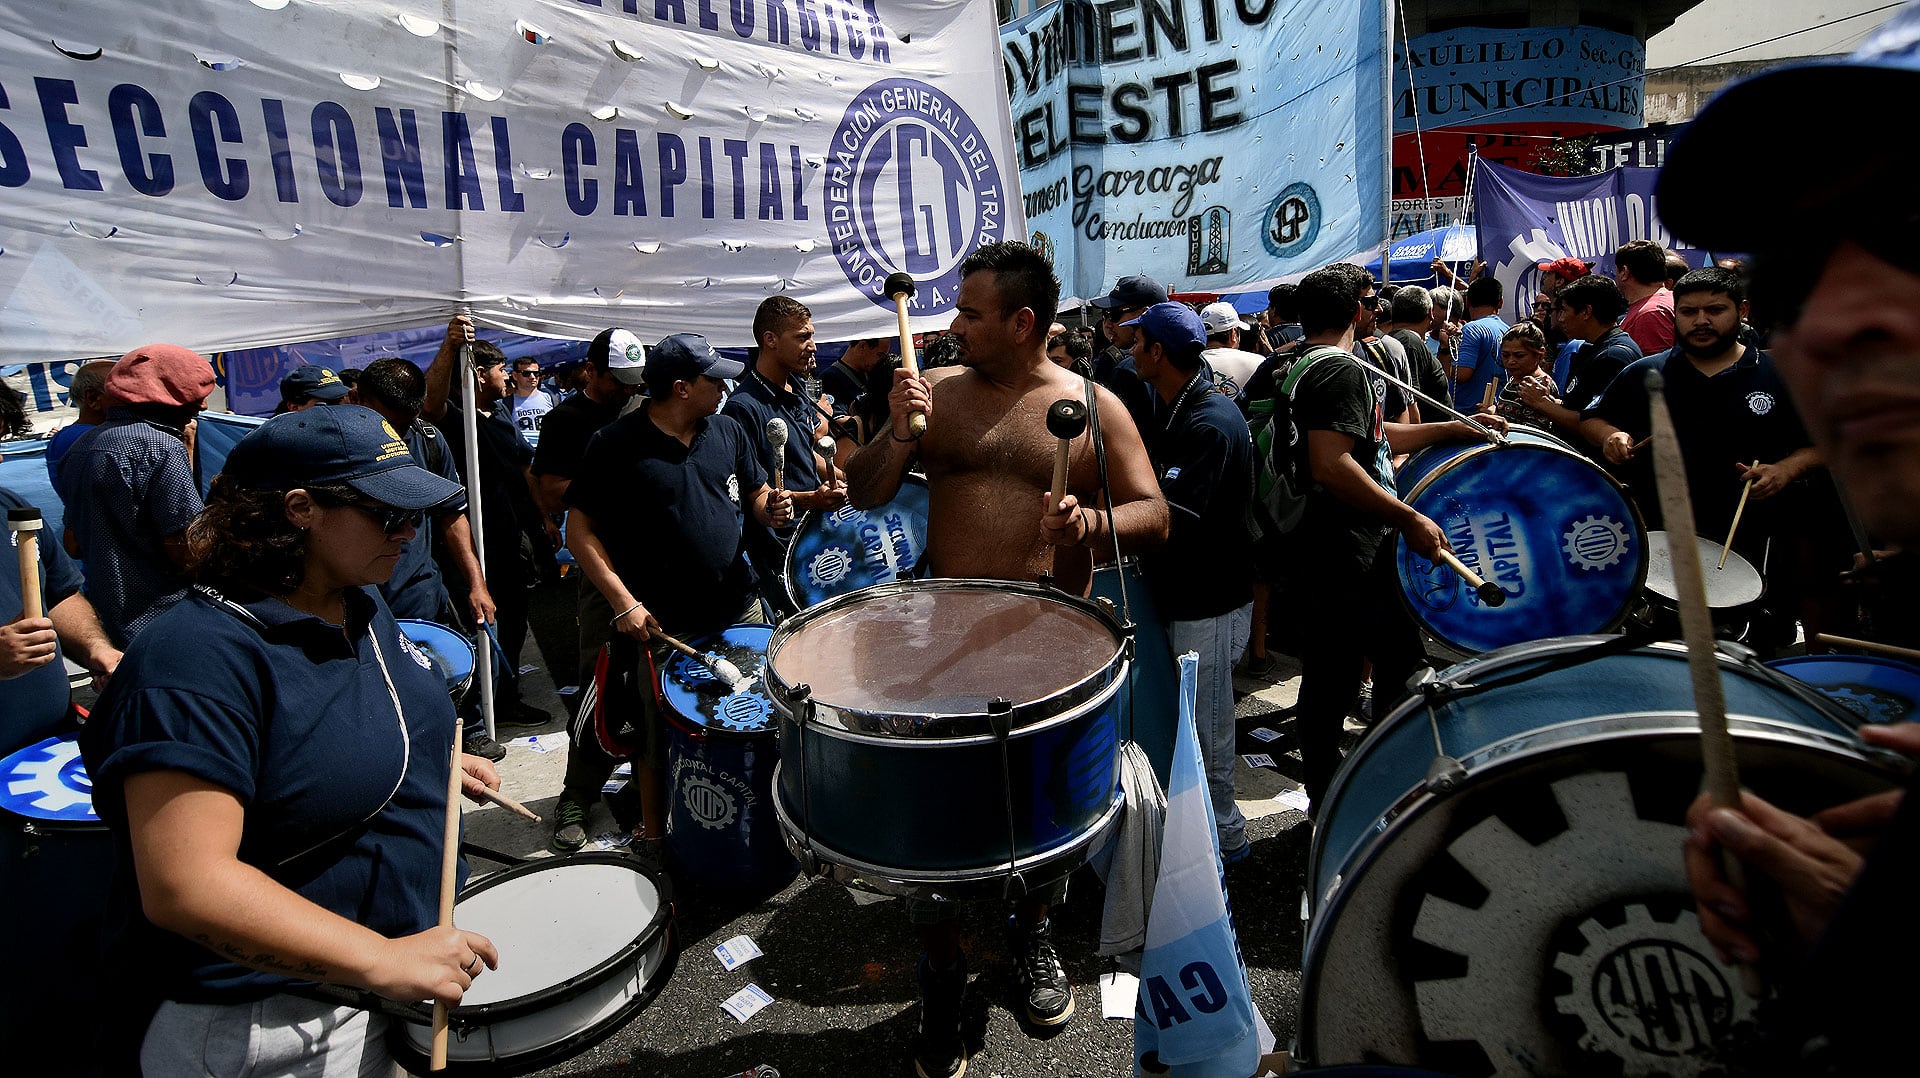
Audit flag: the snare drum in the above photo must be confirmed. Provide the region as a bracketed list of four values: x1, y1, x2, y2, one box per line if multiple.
[1395, 429, 1647, 655]
[0, 734, 111, 1064]
[1768, 653, 1920, 726]
[659, 624, 797, 893]
[400, 619, 478, 701]
[1299, 637, 1899, 1074]
[388, 853, 676, 1076]
[766, 580, 1127, 898]
[784, 475, 930, 610]
[1640, 530, 1765, 627]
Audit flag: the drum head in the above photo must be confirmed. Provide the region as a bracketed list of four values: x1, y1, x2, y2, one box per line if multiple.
[660, 624, 775, 735]
[1768, 653, 1920, 725]
[1643, 532, 1764, 608]
[768, 582, 1123, 722]
[1397, 441, 1646, 654]
[784, 476, 930, 609]
[0, 735, 96, 825]
[398, 619, 476, 698]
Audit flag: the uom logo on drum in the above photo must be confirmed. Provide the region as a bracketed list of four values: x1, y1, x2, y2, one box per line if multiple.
[681, 775, 739, 831]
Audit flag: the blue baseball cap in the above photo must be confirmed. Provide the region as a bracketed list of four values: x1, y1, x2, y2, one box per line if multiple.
[1120, 302, 1207, 354]
[1090, 274, 1169, 310]
[279, 364, 350, 403]
[222, 405, 464, 509]
[644, 333, 744, 393]
[1659, 3, 1920, 250]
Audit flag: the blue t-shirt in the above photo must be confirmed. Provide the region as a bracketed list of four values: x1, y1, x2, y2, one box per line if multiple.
[1, 486, 85, 753]
[1451, 314, 1509, 412]
[81, 585, 457, 1003]
[44, 422, 94, 494]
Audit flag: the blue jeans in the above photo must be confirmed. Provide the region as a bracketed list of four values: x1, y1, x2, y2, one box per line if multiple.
[1169, 602, 1254, 853]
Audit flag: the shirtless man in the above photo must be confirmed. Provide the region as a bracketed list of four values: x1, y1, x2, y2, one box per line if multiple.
[843, 241, 1166, 1078]
[847, 241, 1166, 598]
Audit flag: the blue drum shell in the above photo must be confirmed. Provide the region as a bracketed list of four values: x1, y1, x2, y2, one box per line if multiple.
[1767, 653, 1920, 727]
[784, 477, 930, 610]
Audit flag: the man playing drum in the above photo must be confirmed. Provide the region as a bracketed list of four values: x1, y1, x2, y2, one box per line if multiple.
[845, 240, 1167, 1078]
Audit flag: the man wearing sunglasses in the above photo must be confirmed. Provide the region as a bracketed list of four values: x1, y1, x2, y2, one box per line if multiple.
[507, 357, 556, 437]
[1090, 273, 1171, 450]
[1659, 7, 1920, 1069]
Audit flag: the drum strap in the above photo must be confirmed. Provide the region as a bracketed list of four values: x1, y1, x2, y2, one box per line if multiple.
[1420, 631, 1652, 705]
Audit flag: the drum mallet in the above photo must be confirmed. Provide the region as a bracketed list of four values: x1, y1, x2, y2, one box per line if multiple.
[1719, 461, 1760, 570]
[654, 630, 748, 692]
[884, 271, 928, 438]
[1041, 399, 1089, 587]
[8, 507, 44, 620]
[1434, 547, 1505, 608]
[765, 417, 789, 492]
[430, 716, 465, 1071]
[1646, 369, 1765, 998]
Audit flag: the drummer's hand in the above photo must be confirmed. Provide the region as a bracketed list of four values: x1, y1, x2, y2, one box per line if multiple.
[612, 601, 660, 643]
[1457, 415, 1505, 439]
[1040, 491, 1089, 548]
[810, 483, 849, 513]
[1684, 789, 1863, 965]
[1400, 509, 1448, 563]
[1737, 460, 1792, 500]
[0, 617, 58, 679]
[1517, 380, 1556, 407]
[369, 926, 499, 1005]
[468, 584, 498, 627]
[888, 367, 931, 440]
[458, 754, 501, 803]
[1602, 430, 1636, 464]
[765, 487, 795, 528]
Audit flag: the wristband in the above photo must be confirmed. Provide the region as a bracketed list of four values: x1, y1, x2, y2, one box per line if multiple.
[891, 430, 914, 443]
[611, 602, 642, 626]
[1078, 506, 1092, 545]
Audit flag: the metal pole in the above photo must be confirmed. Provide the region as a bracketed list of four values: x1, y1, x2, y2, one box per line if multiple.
[1380, 0, 1396, 285]
[459, 337, 497, 742]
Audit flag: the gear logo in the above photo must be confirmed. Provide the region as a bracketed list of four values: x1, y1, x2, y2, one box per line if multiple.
[682, 775, 739, 831]
[715, 691, 773, 732]
[727, 473, 741, 505]
[808, 546, 855, 588]
[1746, 391, 1775, 416]
[397, 632, 434, 672]
[1563, 514, 1630, 571]
[1553, 903, 1749, 1063]
[828, 503, 862, 526]
[1, 737, 96, 821]
[827, 78, 1004, 312]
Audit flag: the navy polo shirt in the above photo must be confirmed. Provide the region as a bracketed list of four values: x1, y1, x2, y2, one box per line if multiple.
[818, 360, 866, 416]
[381, 421, 467, 622]
[81, 585, 456, 1003]
[1562, 326, 1643, 412]
[1582, 347, 1813, 536]
[722, 369, 824, 493]
[565, 405, 766, 635]
[531, 390, 625, 481]
[1145, 387, 1256, 621]
[1, 486, 84, 753]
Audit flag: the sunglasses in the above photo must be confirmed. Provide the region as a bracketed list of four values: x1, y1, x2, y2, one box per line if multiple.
[313, 490, 424, 536]
[515, 368, 541, 377]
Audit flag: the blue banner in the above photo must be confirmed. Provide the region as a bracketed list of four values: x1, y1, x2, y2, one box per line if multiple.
[1395, 26, 1644, 131]
[1472, 158, 1713, 325]
[1002, 1, 1387, 301]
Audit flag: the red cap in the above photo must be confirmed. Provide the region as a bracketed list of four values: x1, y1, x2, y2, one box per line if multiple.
[104, 344, 215, 407]
[1536, 257, 1592, 282]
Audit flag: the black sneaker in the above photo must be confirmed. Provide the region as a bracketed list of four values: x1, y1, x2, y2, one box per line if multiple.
[551, 796, 589, 853]
[464, 732, 507, 763]
[912, 953, 968, 1078]
[1009, 915, 1074, 1027]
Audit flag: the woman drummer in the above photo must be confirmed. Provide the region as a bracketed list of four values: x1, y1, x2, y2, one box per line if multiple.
[81, 406, 503, 1074]
[1487, 321, 1561, 429]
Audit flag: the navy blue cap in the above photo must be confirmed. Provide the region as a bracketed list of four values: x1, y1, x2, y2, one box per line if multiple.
[279, 364, 351, 403]
[1090, 274, 1169, 310]
[644, 333, 744, 392]
[1120, 302, 1207, 354]
[222, 405, 464, 509]
[1659, 3, 1920, 250]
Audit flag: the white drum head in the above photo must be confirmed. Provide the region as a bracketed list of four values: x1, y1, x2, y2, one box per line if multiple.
[456, 860, 661, 1007]
[1644, 531, 1763, 608]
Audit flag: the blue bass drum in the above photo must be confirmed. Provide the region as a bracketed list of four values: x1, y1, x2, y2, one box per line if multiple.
[766, 580, 1126, 898]
[1299, 637, 1901, 1075]
[398, 619, 477, 701]
[784, 475, 930, 610]
[1768, 653, 1920, 726]
[1395, 429, 1646, 655]
[659, 624, 797, 893]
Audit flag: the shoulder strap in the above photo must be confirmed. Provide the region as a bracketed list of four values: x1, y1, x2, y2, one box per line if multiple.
[1280, 345, 1348, 395]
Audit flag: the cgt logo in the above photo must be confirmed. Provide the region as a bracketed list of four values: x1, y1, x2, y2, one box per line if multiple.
[826, 78, 1006, 311]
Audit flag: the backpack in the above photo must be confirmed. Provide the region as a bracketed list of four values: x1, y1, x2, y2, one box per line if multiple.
[1245, 344, 1350, 538]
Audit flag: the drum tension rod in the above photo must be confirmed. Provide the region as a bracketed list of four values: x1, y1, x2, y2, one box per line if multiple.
[788, 684, 824, 879]
[988, 698, 1028, 901]
[1415, 672, 1468, 794]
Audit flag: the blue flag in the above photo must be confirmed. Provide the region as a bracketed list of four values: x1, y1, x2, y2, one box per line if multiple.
[1134, 653, 1263, 1076]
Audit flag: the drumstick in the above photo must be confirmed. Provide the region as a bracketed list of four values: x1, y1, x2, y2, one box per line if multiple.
[1812, 633, 1920, 665]
[884, 271, 927, 438]
[1480, 378, 1498, 411]
[472, 784, 542, 823]
[431, 716, 465, 1071]
[1045, 399, 1089, 580]
[1631, 435, 1652, 454]
[1719, 460, 1760, 570]
[765, 417, 789, 492]
[654, 630, 747, 690]
[7, 508, 44, 619]
[1434, 548, 1506, 608]
[1645, 369, 1763, 997]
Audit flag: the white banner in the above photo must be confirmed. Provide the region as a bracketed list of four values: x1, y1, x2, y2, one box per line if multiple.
[0, 0, 1023, 358]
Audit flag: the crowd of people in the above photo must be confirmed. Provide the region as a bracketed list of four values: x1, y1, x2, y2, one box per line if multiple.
[6, 11, 1920, 1072]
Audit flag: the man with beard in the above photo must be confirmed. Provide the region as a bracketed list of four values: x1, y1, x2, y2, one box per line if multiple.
[1579, 266, 1828, 646]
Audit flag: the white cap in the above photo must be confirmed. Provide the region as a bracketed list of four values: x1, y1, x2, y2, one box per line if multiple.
[1199, 301, 1249, 335]
[598, 328, 647, 385]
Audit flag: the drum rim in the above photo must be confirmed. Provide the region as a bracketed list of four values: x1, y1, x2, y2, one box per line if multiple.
[397, 618, 479, 695]
[763, 578, 1129, 737]
[437, 852, 674, 1024]
[782, 474, 930, 609]
[1768, 652, 1920, 678]
[1394, 442, 1650, 653]
[660, 623, 778, 739]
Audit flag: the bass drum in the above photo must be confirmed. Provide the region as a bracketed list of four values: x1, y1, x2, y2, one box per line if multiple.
[1395, 429, 1646, 655]
[783, 475, 930, 610]
[1768, 652, 1920, 726]
[1299, 637, 1901, 1076]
